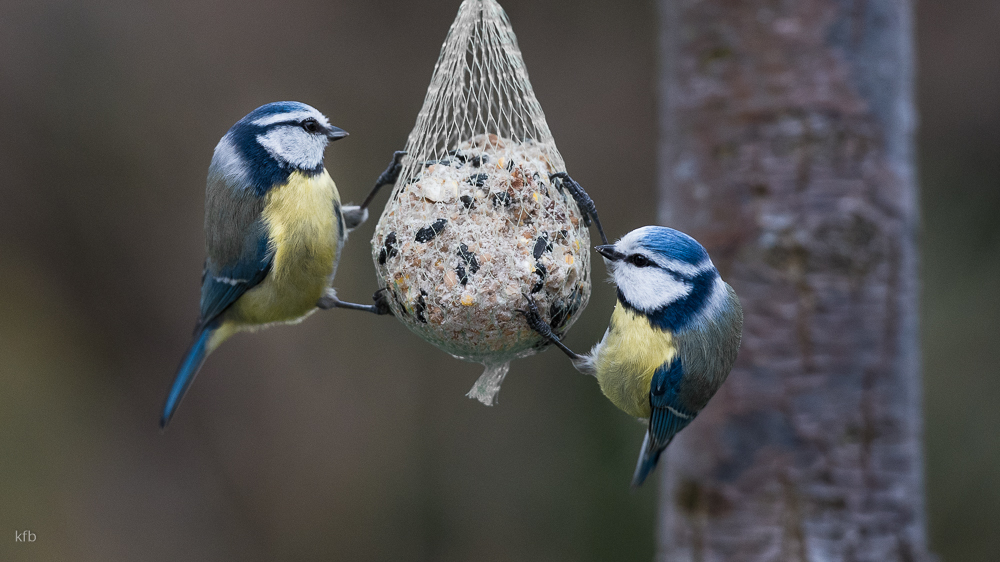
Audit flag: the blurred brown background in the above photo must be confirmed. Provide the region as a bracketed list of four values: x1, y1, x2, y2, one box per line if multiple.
[0, 1, 996, 560]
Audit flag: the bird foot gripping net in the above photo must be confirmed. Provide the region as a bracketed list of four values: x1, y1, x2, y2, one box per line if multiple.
[371, 0, 592, 405]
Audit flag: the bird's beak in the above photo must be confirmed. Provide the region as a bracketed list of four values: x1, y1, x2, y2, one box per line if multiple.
[326, 126, 349, 141]
[595, 244, 625, 261]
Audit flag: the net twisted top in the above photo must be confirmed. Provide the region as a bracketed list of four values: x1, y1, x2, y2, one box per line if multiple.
[391, 0, 565, 193]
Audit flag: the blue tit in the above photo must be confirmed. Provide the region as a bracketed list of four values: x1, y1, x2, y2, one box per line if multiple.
[161, 101, 402, 428]
[522, 226, 743, 487]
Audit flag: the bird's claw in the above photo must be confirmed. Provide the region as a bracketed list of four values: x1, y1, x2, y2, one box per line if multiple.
[377, 151, 407, 188]
[361, 151, 407, 210]
[549, 172, 609, 245]
[373, 288, 394, 316]
[518, 292, 555, 340]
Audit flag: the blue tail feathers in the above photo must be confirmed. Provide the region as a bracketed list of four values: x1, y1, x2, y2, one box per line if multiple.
[631, 431, 666, 488]
[160, 325, 214, 428]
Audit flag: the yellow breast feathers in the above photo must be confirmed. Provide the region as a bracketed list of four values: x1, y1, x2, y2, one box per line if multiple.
[594, 301, 677, 418]
[231, 169, 341, 326]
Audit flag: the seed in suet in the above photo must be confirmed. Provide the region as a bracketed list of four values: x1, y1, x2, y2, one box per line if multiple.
[491, 191, 511, 207]
[467, 173, 489, 187]
[532, 234, 551, 259]
[414, 290, 429, 324]
[415, 219, 447, 243]
[378, 232, 399, 265]
[422, 177, 460, 202]
[534, 262, 547, 280]
[530, 262, 548, 294]
[457, 243, 480, 274]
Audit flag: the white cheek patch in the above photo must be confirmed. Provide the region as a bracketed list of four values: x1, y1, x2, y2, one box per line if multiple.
[615, 265, 691, 312]
[256, 126, 327, 170]
[210, 136, 249, 184]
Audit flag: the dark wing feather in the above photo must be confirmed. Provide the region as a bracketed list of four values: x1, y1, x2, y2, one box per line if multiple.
[198, 232, 272, 328]
[631, 357, 696, 487]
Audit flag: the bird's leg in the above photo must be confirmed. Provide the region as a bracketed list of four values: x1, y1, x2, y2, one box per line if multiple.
[517, 293, 584, 361]
[548, 172, 609, 245]
[317, 288, 393, 315]
[360, 150, 407, 210]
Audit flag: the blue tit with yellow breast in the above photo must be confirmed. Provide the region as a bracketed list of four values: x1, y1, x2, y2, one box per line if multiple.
[161, 101, 403, 429]
[521, 226, 743, 487]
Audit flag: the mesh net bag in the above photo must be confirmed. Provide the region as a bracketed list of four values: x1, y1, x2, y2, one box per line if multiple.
[371, 0, 591, 405]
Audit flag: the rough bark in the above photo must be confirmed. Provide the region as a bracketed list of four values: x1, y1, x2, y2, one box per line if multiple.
[655, 0, 931, 560]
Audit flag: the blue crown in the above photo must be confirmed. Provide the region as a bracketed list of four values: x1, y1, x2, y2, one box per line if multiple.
[636, 226, 709, 266]
[236, 101, 314, 128]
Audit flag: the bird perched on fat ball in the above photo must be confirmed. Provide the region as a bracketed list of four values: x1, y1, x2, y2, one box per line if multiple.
[161, 101, 404, 428]
[521, 226, 743, 486]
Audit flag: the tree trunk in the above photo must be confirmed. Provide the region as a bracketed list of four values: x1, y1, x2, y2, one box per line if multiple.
[655, 0, 932, 560]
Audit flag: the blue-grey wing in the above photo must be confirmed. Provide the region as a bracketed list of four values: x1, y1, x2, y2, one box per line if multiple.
[631, 357, 696, 487]
[198, 233, 272, 328]
[198, 176, 273, 328]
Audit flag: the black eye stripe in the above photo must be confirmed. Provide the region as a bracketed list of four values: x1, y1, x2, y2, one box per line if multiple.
[259, 119, 320, 130]
[626, 253, 692, 281]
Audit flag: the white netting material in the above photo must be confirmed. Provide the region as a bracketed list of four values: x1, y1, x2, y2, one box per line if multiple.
[371, 0, 591, 404]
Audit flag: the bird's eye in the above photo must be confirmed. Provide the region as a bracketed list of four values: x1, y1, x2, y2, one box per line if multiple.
[301, 118, 321, 134]
[630, 254, 650, 267]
